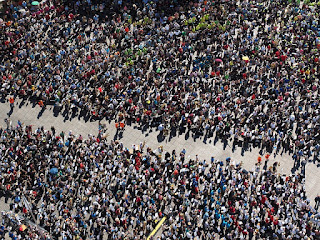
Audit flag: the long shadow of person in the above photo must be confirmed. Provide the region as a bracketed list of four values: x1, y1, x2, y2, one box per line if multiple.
[18, 99, 26, 108]
[62, 106, 69, 117]
[31, 100, 37, 108]
[126, 118, 132, 126]
[185, 129, 190, 140]
[118, 130, 123, 140]
[141, 124, 149, 134]
[193, 132, 197, 142]
[83, 112, 90, 122]
[291, 155, 300, 174]
[157, 130, 165, 142]
[232, 140, 236, 152]
[71, 107, 78, 119]
[223, 137, 228, 150]
[263, 160, 268, 171]
[179, 125, 186, 136]
[7, 107, 13, 117]
[203, 132, 208, 144]
[168, 129, 174, 142]
[113, 128, 119, 140]
[213, 133, 219, 146]
[241, 146, 245, 156]
[0, 96, 5, 103]
[53, 104, 62, 117]
[37, 107, 46, 119]
[313, 153, 319, 164]
[77, 108, 85, 120]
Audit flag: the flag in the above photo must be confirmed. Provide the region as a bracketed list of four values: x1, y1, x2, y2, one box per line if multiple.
[22, 196, 32, 211]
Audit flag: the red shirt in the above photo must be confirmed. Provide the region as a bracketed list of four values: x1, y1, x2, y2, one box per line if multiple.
[242, 73, 247, 79]
[280, 55, 287, 61]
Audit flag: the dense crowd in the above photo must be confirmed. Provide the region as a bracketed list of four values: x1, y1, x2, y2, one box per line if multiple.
[0, 0, 319, 161]
[0, 122, 318, 240]
[0, 211, 50, 240]
[0, 0, 320, 239]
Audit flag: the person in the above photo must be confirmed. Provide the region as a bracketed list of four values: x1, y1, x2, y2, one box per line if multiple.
[4, 118, 11, 130]
[38, 100, 44, 108]
[257, 156, 262, 165]
[9, 97, 14, 109]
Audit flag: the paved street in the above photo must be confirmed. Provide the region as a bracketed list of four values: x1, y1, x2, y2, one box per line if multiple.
[0, 98, 319, 208]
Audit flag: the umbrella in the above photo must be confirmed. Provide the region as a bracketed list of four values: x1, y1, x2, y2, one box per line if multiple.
[158, 124, 164, 131]
[49, 167, 58, 175]
[19, 225, 27, 231]
[242, 56, 249, 61]
[215, 58, 223, 63]
[31, 1, 40, 5]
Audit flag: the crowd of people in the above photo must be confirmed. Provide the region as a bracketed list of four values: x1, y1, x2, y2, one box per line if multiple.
[0, 0, 320, 239]
[0, 122, 318, 240]
[0, 210, 50, 240]
[0, 0, 319, 161]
